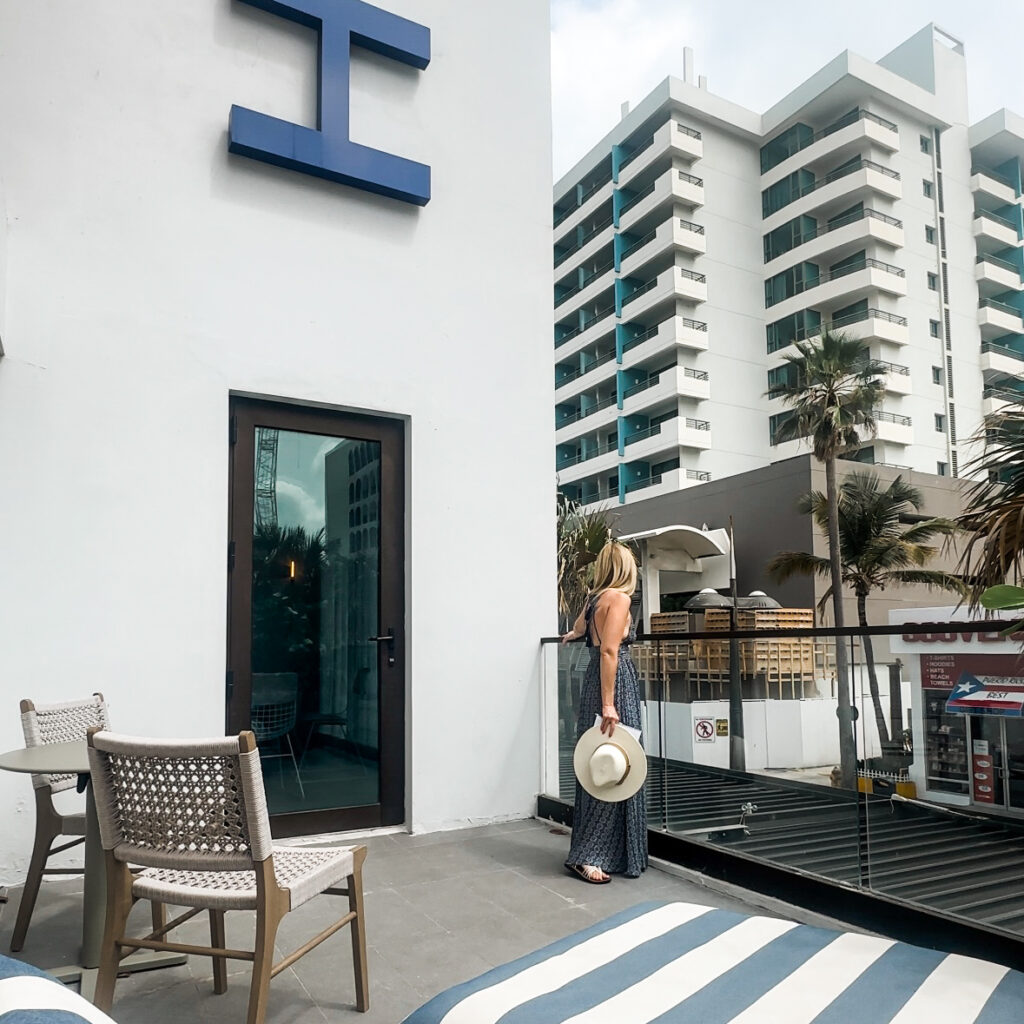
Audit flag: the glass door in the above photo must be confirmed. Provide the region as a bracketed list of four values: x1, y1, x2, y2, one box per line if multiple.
[227, 398, 405, 835]
[1003, 718, 1024, 813]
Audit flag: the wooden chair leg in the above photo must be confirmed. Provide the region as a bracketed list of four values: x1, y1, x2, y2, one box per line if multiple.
[10, 806, 59, 952]
[210, 910, 228, 995]
[150, 900, 166, 934]
[246, 896, 283, 1024]
[348, 861, 369, 1013]
[93, 856, 133, 1012]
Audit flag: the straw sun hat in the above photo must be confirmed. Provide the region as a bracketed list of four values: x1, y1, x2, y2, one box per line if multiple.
[573, 725, 647, 802]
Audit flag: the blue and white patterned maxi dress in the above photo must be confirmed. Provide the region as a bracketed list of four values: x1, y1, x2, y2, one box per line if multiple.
[565, 592, 648, 878]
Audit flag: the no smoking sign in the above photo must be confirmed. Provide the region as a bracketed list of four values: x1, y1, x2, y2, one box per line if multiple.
[695, 718, 715, 742]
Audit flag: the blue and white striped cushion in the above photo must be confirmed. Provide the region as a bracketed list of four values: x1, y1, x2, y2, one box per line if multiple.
[403, 901, 1024, 1023]
[0, 958, 114, 1023]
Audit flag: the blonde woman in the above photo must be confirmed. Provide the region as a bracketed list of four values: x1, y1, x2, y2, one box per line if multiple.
[560, 540, 647, 883]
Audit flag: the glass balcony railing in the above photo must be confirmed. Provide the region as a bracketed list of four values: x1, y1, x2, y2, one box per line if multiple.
[541, 616, 1024, 948]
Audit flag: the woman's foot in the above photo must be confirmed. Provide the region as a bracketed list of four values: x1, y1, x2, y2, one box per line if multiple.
[567, 863, 610, 884]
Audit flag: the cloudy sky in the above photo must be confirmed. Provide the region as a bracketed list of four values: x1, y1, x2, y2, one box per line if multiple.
[551, 0, 1024, 178]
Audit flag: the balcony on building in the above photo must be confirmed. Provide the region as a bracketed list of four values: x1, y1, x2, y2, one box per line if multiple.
[620, 264, 707, 324]
[621, 408, 712, 461]
[618, 216, 706, 280]
[615, 115, 703, 189]
[763, 207, 903, 272]
[874, 358, 912, 396]
[554, 206, 615, 272]
[766, 304, 908, 360]
[620, 464, 710, 503]
[975, 253, 1023, 297]
[872, 409, 914, 446]
[554, 251, 616, 317]
[554, 384, 618, 444]
[980, 339, 1024, 379]
[973, 209, 1021, 253]
[764, 255, 906, 324]
[555, 428, 621, 484]
[554, 295, 616, 359]
[559, 468, 621, 510]
[978, 298, 1024, 341]
[617, 166, 704, 232]
[760, 108, 900, 184]
[554, 339, 617, 400]
[970, 164, 1019, 210]
[620, 362, 710, 414]
[619, 314, 710, 367]
[982, 383, 1024, 417]
[552, 157, 614, 235]
[761, 157, 902, 235]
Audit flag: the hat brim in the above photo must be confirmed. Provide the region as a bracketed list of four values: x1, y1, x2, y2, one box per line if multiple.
[573, 725, 647, 803]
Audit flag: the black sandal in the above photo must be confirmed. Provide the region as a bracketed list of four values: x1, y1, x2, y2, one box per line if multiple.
[567, 863, 611, 884]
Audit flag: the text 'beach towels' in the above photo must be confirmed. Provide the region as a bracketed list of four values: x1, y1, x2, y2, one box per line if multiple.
[0, 956, 116, 1023]
[403, 901, 1023, 1024]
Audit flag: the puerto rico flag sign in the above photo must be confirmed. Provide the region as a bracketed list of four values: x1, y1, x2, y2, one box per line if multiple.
[946, 673, 1024, 717]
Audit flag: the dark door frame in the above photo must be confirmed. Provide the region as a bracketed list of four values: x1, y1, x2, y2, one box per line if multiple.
[227, 395, 406, 836]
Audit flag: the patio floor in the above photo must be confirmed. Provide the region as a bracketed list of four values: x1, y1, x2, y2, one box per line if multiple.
[0, 818, 849, 1023]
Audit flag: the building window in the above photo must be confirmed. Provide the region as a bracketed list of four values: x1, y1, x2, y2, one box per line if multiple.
[935, 413, 945, 432]
[923, 179, 933, 198]
[929, 319, 941, 338]
[927, 272, 938, 291]
[937, 461, 948, 476]
[921, 135, 932, 154]
[925, 225, 936, 244]
[932, 365, 942, 384]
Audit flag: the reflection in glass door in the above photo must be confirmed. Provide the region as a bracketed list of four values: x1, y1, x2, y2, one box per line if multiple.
[1004, 718, 1024, 813]
[227, 399, 404, 835]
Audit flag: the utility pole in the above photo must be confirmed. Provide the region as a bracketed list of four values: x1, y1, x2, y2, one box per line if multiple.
[728, 516, 745, 770]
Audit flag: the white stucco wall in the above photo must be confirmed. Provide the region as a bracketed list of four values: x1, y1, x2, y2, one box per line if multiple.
[0, 0, 553, 881]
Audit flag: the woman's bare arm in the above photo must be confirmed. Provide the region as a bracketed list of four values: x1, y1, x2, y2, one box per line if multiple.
[595, 591, 630, 734]
[560, 608, 588, 644]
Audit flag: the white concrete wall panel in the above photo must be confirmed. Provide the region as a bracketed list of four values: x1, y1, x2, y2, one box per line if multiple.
[0, 0, 553, 879]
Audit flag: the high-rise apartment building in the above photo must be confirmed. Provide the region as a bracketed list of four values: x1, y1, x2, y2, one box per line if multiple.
[553, 24, 1023, 509]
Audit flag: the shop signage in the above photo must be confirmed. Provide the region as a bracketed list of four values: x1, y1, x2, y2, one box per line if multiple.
[971, 740, 996, 804]
[229, 0, 431, 206]
[945, 673, 1024, 717]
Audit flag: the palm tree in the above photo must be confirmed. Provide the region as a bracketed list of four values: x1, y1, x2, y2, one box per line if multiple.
[557, 495, 614, 631]
[768, 328, 885, 786]
[958, 407, 1024, 603]
[768, 471, 965, 752]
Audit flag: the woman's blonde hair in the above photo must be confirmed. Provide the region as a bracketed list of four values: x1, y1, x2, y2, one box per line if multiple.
[589, 541, 638, 597]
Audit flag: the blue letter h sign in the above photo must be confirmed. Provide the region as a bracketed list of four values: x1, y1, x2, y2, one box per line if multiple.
[229, 0, 430, 206]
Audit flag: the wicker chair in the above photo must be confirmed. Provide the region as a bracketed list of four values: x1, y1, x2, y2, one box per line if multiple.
[11, 694, 110, 952]
[86, 729, 368, 1024]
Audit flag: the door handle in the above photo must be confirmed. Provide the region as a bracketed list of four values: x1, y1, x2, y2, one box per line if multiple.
[368, 628, 396, 667]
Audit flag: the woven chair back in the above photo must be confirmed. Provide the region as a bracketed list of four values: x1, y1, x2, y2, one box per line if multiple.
[86, 731, 274, 872]
[21, 694, 110, 794]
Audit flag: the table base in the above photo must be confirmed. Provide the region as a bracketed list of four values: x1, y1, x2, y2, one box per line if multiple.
[49, 951, 188, 1001]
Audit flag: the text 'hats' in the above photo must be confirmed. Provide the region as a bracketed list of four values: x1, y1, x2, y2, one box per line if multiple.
[573, 725, 647, 803]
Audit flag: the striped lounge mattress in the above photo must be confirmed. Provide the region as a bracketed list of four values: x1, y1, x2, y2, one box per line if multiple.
[0, 956, 115, 1023]
[402, 901, 1023, 1024]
